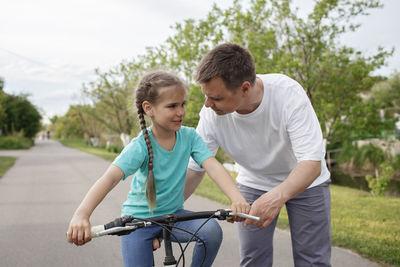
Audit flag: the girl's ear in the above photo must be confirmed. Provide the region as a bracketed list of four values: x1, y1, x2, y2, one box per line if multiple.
[142, 101, 153, 116]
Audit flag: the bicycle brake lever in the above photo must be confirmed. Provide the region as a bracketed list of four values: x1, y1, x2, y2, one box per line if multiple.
[215, 209, 231, 220]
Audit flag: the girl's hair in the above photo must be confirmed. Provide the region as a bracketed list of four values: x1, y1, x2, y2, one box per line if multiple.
[135, 70, 186, 209]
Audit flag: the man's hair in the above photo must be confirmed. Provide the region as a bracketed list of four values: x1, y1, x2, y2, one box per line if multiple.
[196, 43, 256, 92]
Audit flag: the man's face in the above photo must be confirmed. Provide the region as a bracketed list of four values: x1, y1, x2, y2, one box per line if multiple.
[201, 77, 242, 115]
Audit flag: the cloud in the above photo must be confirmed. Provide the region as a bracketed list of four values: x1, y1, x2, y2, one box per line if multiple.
[0, 0, 399, 122]
[0, 51, 95, 85]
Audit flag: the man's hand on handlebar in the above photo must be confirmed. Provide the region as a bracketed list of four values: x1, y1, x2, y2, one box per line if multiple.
[243, 189, 284, 228]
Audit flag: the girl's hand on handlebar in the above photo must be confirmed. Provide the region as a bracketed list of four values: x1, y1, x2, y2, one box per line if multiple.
[67, 214, 92, 246]
[228, 200, 251, 223]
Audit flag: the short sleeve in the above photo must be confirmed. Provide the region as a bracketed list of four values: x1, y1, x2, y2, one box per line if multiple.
[112, 137, 147, 180]
[188, 107, 219, 171]
[286, 93, 325, 162]
[190, 128, 213, 168]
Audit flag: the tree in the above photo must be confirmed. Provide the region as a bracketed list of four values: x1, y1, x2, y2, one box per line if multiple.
[59, 0, 394, 149]
[184, 84, 205, 128]
[358, 143, 386, 176]
[2, 93, 41, 138]
[0, 77, 4, 90]
[0, 77, 7, 134]
[371, 71, 400, 116]
[81, 62, 141, 136]
[148, 0, 393, 145]
[269, 0, 393, 145]
[52, 105, 102, 139]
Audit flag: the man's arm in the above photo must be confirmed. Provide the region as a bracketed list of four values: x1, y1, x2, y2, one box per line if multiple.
[243, 160, 321, 228]
[184, 168, 206, 200]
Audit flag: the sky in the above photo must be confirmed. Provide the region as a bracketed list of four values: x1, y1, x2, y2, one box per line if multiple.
[1, 0, 399, 124]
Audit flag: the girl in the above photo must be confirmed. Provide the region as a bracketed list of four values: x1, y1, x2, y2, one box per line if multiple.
[67, 70, 250, 267]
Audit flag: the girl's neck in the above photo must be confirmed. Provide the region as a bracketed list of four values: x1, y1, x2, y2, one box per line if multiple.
[150, 126, 176, 151]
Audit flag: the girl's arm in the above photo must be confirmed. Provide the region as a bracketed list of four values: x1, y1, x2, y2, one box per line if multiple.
[184, 169, 205, 200]
[201, 157, 250, 218]
[67, 164, 124, 246]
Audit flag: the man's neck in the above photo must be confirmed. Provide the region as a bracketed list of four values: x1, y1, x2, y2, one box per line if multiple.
[236, 77, 264, 114]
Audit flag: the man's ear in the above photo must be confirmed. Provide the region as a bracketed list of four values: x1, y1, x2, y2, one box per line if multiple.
[142, 101, 153, 116]
[240, 81, 251, 97]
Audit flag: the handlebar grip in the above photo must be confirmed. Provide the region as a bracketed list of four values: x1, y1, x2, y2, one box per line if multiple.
[229, 212, 260, 221]
[91, 225, 105, 238]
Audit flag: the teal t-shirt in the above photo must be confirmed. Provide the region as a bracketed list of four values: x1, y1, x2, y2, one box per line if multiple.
[112, 126, 213, 218]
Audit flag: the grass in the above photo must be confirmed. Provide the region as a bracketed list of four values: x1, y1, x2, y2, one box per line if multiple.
[196, 175, 400, 266]
[59, 138, 400, 266]
[330, 186, 399, 266]
[0, 157, 16, 178]
[0, 136, 34, 149]
[58, 138, 119, 161]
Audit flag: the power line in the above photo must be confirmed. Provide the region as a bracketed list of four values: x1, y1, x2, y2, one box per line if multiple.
[0, 47, 50, 68]
[0, 46, 96, 80]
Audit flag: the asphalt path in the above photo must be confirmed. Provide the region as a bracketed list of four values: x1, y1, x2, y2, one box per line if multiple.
[0, 139, 380, 266]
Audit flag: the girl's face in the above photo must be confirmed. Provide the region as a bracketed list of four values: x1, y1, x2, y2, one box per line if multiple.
[143, 85, 186, 135]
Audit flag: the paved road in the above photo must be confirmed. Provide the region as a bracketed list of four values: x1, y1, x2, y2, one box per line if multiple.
[0, 139, 381, 266]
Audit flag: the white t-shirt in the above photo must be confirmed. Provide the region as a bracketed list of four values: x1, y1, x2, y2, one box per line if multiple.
[188, 73, 330, 191]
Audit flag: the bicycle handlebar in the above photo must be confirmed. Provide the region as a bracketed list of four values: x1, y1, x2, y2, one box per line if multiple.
[90, 209, 260, 238]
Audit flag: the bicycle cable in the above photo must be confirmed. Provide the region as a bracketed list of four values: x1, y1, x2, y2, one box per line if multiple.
[170, 223, 208, 267]
[128, 215, 211, 267]
[127, 216, 189, 266]
[97, 210, 240, 266]
[173, 214, 214, 267]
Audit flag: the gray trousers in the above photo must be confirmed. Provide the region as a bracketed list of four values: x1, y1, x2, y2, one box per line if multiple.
[237, 181, 331, 267]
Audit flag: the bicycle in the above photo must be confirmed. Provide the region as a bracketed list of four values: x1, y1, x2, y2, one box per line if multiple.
[90, 209, 260, 266]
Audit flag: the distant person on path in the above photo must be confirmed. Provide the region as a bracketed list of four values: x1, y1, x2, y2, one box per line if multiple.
[67, 70, 250, 267]
[185, 43, 332, 267]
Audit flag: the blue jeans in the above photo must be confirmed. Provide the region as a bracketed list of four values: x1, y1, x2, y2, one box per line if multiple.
[121, 209, 223, 267]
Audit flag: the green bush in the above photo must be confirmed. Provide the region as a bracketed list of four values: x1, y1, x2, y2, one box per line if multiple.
[0, 136, 34, 149]
[357, 144, 386, 169]
[336, 143, 386, 169]
[392, 154, 400, 171]
[336, 142, 358, 165]
[366, 162, 395, 196]
[1, 94, 41, 138]
[106, 145, 123, 153]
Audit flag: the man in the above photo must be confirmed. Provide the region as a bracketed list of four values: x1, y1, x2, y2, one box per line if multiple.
[185, 43, 331, 267]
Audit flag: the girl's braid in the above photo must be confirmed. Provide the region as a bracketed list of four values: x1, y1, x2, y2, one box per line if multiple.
[136, 83, 156, 209]
[135, 71, 186, 211]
